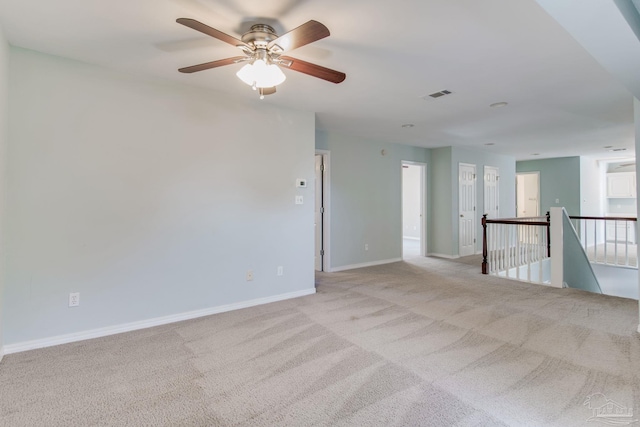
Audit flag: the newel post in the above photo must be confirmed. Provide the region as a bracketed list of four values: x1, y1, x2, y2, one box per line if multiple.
[482, 214, 488, 274]
[546, 211, 551, 258]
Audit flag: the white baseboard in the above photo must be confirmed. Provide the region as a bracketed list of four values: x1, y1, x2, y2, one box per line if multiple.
[402, 236, 420, 241]
[637, 324, 640, 334]
[427, 252, 460, 259]
[3, 288, 316, 355]
[0, 346, 4, 363]
[329, 258, 402, 272]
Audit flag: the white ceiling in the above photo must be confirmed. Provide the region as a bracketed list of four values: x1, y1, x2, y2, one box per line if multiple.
[0, 0, 636, 160]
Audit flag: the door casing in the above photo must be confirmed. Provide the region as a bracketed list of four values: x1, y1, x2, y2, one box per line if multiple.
[401, 161, 427, 258]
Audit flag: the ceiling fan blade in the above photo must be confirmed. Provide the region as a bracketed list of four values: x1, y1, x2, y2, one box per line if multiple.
[268, 20, 330, 52]
[260, 87, 276, 96]
[177, 18, 249, 49]
[179, 56, 247, 73]
[280, 56, 346, 83]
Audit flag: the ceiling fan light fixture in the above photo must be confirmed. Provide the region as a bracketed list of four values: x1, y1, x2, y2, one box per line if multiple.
[236, 59, 286, 88]
[176, 18, 345, 95]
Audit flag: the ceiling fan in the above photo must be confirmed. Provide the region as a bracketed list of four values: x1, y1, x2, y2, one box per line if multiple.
[176, 18, 346, 98]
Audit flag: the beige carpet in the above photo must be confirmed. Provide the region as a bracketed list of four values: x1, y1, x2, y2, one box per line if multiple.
[1, 256, 639, 426]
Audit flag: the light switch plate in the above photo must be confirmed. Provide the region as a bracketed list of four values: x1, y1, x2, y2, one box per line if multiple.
[69, 292, 80, 307]
[296, 179, 307, 188]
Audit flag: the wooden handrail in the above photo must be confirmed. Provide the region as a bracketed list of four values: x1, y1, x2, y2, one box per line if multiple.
[569, 215, 637, 222]
[484, 219, 548, 226]
[486, 216, 546, 222]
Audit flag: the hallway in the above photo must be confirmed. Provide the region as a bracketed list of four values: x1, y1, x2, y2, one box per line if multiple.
[593, 264, 638, 300]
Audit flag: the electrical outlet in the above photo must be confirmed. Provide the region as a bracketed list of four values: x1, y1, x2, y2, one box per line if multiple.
[69, 292, 80, 307]
[365, 244, 369, 251]
[277, 266, 284, 276]
[295, 195, 304, 205]
[246, 270, 254, 281]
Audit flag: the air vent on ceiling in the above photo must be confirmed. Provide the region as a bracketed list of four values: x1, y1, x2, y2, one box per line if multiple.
[615, 163, 636, 169]
[425, 90, 453, 99]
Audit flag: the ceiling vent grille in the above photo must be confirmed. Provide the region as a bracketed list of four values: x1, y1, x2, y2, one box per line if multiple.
[425, 90, 452, 99]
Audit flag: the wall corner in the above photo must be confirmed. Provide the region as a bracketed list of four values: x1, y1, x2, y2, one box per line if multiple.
[550, 207, 564, 288]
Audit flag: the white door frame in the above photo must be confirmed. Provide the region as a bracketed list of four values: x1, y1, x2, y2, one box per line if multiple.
[315, 150, 331, 272]
[401, 161, 427, 257]
[459, 163, 477, 257]
[516, 171, 540, 218]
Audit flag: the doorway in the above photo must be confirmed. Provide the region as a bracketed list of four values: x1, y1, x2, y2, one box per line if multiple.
[315, 151, 330, 271]
[459, 163, 477, 257]
[516, 172, 540, 217]
[402, 162, 426, 259]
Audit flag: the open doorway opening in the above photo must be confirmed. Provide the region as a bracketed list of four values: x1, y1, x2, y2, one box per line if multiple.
[402, 162, 426, 259]
[516, 172, 540, 218]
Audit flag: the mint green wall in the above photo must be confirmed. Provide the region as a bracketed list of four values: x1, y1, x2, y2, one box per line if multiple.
[562, 212, 601, 293]
[319, 139, 517, 261]
[451, 147, 516, 255]
[430, 147, 516, 257]
[517, 157, 581, 216]
[429, 147, 453, 256]
[316, 131, 429, 269]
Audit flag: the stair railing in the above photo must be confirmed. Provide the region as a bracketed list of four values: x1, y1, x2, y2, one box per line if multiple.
[482, 212, 550, 283]
[569, 216, 637, 268]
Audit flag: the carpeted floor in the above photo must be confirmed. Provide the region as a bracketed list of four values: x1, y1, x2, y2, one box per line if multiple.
[1, 255, 639, 426]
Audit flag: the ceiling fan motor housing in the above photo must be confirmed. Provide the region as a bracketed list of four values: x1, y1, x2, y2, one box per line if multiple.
[241, 24, 278, 49]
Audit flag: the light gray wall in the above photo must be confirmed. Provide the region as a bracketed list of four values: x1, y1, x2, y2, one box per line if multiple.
[315, 130, 429, 269]
[635, 97, 640, 330]
[580, 156, 605, 216]
[0, 24, 7, 358]
[4, 48, 315, 345]
[430, 147, 516, 257]
[517, 157, 581, 216]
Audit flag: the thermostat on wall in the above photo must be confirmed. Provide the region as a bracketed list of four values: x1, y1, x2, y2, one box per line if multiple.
[296, 179, 307, 188]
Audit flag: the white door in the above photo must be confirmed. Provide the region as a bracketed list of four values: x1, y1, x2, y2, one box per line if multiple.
[314, 154, 324, 271]
[516, 172, 540, 217]
[484, 166, 499, 219]
[459, 163, 476, 257]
